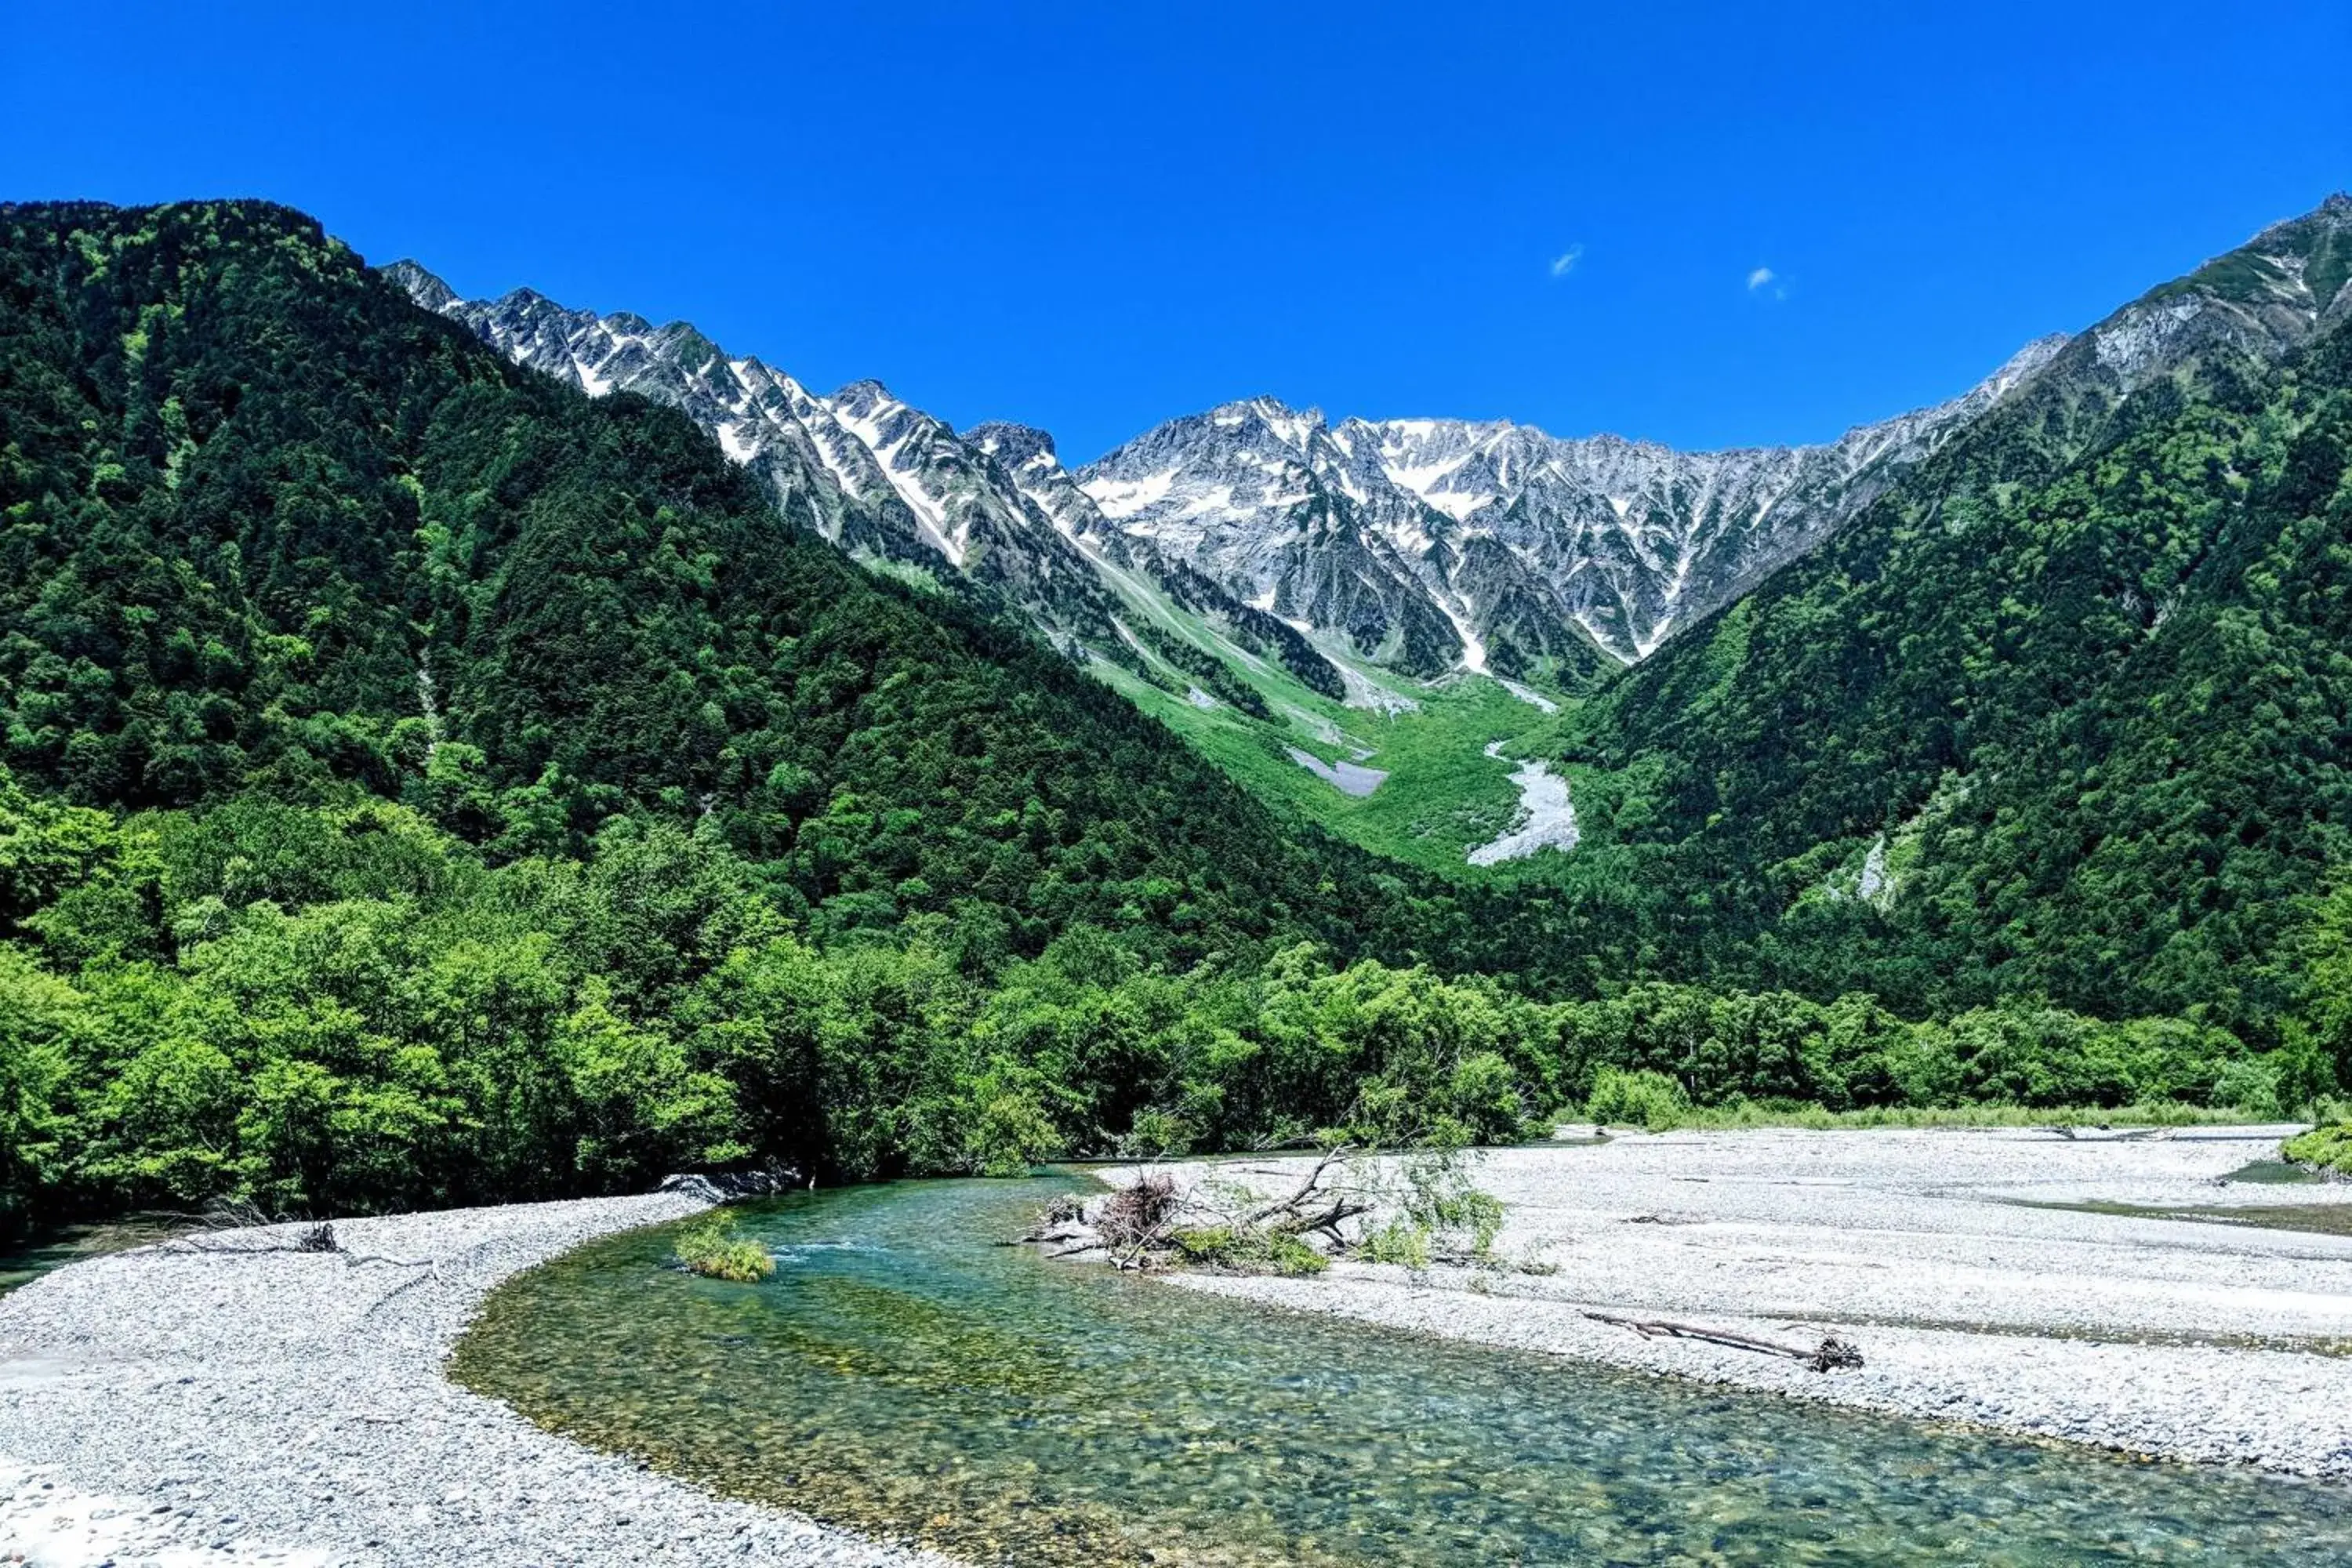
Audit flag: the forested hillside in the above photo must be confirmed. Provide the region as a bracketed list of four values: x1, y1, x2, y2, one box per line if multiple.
[0, 201, 1563, 966]
[1559, 201, 2352, 1036]
[0, 200, 1599, 1234]
[1, 199, 2340, 1242]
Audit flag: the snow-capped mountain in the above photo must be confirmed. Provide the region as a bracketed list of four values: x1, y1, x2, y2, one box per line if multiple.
[385, 262, 1126, 648]
[1069, 198, 2351, 677]
[387, 262, 2056, 687]
[390, 194, 2350, 691]
[1075, 339, 2067, 674]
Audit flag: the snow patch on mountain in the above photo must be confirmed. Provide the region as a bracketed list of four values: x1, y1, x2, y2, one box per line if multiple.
[1497, 678, 1560, 714]
[1284, 746, 1388, 797]
[1077, 339, 2071, 673]
[1085, 470, 1176, 518]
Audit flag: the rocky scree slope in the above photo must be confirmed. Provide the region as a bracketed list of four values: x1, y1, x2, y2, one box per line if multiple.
[1075, 349, 2062, 679]
[1079, 187, 2352, 684]
[387, 262, 1340, 705]
[390, 267, 2056, 694]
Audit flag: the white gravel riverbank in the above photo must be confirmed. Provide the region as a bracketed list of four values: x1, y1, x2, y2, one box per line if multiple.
[1157, 1125, 2352, 1479]
[0, 1193, 959, 1568]
[10, 1130, 2348, 1565]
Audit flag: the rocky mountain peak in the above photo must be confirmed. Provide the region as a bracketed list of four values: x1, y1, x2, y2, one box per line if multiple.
[2255, 191, 2352, 245]
[829, 377, 898, 408]
[1070, 337, 2078, 671]
[966, 422, 1058, 467]
[382, 260, 456, 314]
[394, 198, 2339, 689]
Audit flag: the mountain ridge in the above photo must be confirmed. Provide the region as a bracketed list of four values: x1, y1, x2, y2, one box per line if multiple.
[403, 189, 2350, 685]
[387, 264, 2067, 682]
[383, 194, 2352, 884]
[1544, 195, 2352, 1029]
[1072, 339, 2068, 673]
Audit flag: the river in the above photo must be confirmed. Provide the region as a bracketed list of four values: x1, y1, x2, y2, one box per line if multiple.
[451, 1174, 2352, 1566]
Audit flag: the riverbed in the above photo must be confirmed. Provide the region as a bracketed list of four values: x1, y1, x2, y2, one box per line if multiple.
[9, 1131, 2352, 1566]
[1465, 739, 1578, 865]
[1167, 1126, 2352, 1477]
[452, 1143, 2352, 1565]
[0, 1193, 952, 1568]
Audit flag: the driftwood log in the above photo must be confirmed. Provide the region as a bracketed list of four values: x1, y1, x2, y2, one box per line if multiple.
[1584, 1312, 1864, 1372]
[1235, 1145, 1375, 1246]
[163, 1222, 443, 1283]
[2044, 1125, 2167, 1142]
[1022, 1145, 1385, 1272]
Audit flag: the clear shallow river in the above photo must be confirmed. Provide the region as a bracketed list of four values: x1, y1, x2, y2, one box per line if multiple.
[452, 1176, 2352, 1566]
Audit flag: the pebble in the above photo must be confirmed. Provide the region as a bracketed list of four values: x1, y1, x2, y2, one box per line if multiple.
[0, 1195, 960, 1567]
[1155, 1124, 2352, 1479]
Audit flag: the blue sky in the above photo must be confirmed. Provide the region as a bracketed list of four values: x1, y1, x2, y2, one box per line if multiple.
[6, 2, 2348, 459]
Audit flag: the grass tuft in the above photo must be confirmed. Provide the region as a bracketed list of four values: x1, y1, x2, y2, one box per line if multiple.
[1169, 1224, 1328, 1276]
[673, 1212, 776, 1283]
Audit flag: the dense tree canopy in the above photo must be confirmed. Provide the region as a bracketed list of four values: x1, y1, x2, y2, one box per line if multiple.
[1, 198, 2343, 1238]
[0, 200, 1624, 978]
[0, 782, 2302, 1234]
[1557, 303, 2352, 1040]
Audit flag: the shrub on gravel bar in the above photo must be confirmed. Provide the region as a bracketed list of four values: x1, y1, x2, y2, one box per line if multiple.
[673, 1214, 776, 1283]
[1585, 1068, 1691, 1132]
[1170, 1225, 1328, 1276]
[2284, 1123, 2352, 1178]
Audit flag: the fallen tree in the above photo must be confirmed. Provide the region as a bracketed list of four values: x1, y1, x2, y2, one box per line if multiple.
[1584, 1312, 1865, 1372]
[160, 1219, 445, 1298]
[1025, 1138, 1527, 1276]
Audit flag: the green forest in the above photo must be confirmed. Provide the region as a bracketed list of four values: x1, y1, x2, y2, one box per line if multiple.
[4, 199, 2349, 1240]
[1552, 212, 2352, 1040]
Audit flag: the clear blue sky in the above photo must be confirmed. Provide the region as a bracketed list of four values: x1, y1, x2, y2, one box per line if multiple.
[6, 2, 2347, 459]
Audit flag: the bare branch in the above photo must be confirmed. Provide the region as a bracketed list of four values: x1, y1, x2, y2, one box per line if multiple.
[161, 1223, 441, 1282]
[1584, 1312, 1864, 1372]
[1243, 1145, 1357, 1227]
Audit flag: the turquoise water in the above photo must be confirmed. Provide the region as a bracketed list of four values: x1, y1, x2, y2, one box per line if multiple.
[0, 1233, 85, 1297]
[0, 1215, 194, 1297]
[454, 1177, 2352, 1566]
[2223, 1160, 2326, 1186]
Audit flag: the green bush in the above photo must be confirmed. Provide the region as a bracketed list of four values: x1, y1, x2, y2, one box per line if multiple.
[1389, 1145, 1507, 1260]
[1441, 1051, 1537, 1145]
[2284, 1123, 2352, 1178]
[1586, 1067, 1690, 1131]
[1117, 1106, 1195, 1159]
[1358, 1218, 1432, 1269]
[1168, 1224, 1327, 1276]
[1170, 1225, 1238, 1263]
[2210, 1056, 2285, 1119]
[672, 1212, 775, 1283]
[969, 1090, 1065, 1178]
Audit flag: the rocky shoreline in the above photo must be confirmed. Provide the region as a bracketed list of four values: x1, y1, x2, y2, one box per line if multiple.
[1149, 1125, 2352, 1480]
[0, 1193, 959, 1568]
[9, 1128, 2351, 1565]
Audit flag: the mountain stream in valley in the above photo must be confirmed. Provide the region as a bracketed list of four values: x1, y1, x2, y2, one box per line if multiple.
[452, 1175, 2352, 1567]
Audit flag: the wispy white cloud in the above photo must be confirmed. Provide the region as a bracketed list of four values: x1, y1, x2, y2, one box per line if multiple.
[1549, 244, 1586, 280]
[1747, 266, 1788, 302]
[1746, 266, 1777, 291]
